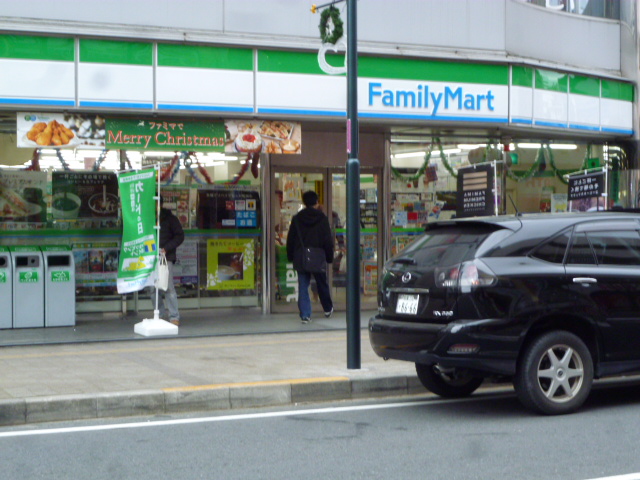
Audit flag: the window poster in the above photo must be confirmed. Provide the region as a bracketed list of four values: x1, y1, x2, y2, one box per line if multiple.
[568, 171, 605, 201]
[52, 171, 119, 220]
[206, 238, 255, 291]
[161, 188, 190, 228]
[73, 242, 119, 287]
[196, 188, 260, 229]
[0, 169, 47, 224]
[456, 164, 495, 218]
[174, 239, 198, 284]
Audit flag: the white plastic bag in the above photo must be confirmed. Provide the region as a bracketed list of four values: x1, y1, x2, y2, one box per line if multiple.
[156, 253, 169, 291]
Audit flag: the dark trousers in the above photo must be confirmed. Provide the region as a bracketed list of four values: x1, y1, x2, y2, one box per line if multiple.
[297, 271, 333, 319]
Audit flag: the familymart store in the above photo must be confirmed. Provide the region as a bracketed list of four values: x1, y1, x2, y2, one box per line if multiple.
[0, 34, 634, 319]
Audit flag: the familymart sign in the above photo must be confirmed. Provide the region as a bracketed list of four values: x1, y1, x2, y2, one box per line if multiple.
[364, 80, 506, 121]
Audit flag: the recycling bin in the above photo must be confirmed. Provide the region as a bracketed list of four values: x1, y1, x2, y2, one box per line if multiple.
[0, 247, 12, 329]
[10, 245, 44, 328]
[42, 246, 76, 327]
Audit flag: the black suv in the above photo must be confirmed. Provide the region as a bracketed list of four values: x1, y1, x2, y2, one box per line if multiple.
[369, 212, 640, 414]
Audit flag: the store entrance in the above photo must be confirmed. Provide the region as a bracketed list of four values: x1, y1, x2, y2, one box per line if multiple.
[271, 167, 381, 315]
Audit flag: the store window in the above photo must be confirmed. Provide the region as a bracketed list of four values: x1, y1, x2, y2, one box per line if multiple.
[389, 137, 628, 254]
[0, 115, 267, 314]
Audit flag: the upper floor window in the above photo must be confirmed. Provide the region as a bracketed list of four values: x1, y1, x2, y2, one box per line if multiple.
[522, 0, 620, 20]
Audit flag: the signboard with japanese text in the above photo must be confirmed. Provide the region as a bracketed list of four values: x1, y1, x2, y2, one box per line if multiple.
[456, 165, 494, 218]
[568, 171, 605, 201]
[116, 169, 157, 294]
[196, 188, 260, 229]
[17, 113, 303, 154]
[51, 172, 119, 220]
[0, 169, 47, 223]
[206, 238, 255, 291]
[106, 118, 226, 152]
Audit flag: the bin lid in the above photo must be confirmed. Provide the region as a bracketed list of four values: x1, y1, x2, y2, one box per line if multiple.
[41, 245, 71, 252]
[9, 245, 41, 253]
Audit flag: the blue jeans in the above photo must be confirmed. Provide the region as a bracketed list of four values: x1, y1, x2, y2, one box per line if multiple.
[297, 270, 333, 319]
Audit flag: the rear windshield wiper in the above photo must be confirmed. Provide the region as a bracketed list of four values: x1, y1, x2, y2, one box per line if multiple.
[392, 257, 416, 265]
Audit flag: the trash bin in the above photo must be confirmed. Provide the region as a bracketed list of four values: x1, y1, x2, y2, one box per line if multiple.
[42, 246, 76, 327]
[0, 246, 12, 329]
[10, 245, 44, 328]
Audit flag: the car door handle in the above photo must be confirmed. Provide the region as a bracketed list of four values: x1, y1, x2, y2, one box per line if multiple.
[573, 277, 597, 284]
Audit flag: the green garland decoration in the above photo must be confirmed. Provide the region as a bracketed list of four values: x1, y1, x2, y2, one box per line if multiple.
[319, 6, 344, 44]
[391, 143, 433, 182]
[438, 139, 458, 178]
[505, 146, 544, 182]
[391, 138, 450, 182]
[392, 140, 598, 185]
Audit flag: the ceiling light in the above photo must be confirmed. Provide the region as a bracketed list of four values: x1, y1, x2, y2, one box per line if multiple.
[143, 151, 177, 157]
[517, 143, 577, 150]
[392, 151, 426, 159]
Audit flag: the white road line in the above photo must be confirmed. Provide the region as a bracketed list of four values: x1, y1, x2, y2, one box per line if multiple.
[0, 395, 491, 438]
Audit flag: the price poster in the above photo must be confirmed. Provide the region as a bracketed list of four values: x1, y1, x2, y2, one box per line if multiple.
[206, 238, 255, 291]
[196, 188, 260, 229]
[0, 170, 47, 223]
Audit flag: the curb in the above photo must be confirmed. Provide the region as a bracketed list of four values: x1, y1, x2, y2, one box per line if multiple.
[0, 375, 425, 426]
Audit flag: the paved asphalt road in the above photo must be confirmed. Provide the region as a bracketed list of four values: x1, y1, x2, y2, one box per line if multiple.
[2, 379, 640, 480]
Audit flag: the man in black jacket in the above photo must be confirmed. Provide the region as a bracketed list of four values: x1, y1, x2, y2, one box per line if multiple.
[155, 197, 185, 325]
[286, 190, 334, 324]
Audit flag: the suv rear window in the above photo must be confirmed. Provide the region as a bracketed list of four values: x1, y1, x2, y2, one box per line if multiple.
[393, 224, 503, 267]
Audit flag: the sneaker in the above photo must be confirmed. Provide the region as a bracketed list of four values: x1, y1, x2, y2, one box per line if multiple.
[324, 308, 333, 318]
[301, 317, 311, 324]
[169, 319, 180, 326]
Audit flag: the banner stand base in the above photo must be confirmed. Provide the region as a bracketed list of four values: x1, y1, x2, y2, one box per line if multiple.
[134, 311, 178, 337]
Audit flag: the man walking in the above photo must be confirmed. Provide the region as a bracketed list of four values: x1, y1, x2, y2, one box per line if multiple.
[286, 190, 334, 324]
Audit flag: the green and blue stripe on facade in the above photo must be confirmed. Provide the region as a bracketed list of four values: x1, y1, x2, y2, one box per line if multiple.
[0, 34, 633, 135]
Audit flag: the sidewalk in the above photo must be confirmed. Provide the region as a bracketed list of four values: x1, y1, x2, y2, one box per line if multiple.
[0, 309, 423, 426]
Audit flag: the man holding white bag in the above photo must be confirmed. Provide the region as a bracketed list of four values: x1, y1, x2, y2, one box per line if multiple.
[153, 197, 185, 326]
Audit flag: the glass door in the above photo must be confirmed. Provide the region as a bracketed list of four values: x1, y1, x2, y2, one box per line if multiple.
[270, 168, 382, 314]
[272, 169, 327, 313]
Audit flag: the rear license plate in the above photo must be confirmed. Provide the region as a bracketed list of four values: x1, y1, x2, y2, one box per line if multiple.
[396, 294, 419, 315]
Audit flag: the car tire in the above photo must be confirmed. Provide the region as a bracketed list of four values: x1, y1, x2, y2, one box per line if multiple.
[514, 331, 593, 415]
[415, 363, 484, 398]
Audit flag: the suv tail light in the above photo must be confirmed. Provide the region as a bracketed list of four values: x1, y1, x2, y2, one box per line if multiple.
[459, 259, 497, 292]
[435, 265, 460, 288]
[435, 259, 497, 292]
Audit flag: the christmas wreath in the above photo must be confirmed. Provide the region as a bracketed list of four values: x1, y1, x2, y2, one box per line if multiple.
[319, 6, 344, 44]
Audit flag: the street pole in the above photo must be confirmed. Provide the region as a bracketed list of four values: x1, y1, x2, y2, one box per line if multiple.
[346, 0, 360, 369]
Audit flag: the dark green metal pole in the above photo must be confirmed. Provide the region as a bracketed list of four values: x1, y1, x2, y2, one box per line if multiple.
[346, 0, 360, 369]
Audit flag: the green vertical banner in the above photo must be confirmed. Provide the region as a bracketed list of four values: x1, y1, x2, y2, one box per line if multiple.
[116, 169, 158, 294]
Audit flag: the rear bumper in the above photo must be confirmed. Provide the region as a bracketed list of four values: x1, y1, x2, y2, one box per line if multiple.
[368, 315, 519, 376]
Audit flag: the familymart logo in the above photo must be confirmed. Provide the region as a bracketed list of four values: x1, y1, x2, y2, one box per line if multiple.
[367, 81, 499, 116]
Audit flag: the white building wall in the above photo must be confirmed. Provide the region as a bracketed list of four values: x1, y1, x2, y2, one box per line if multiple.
[0, 0, 626, 77]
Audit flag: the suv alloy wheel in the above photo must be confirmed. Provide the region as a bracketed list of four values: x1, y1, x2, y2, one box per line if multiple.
[514, 331, 594, 415]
